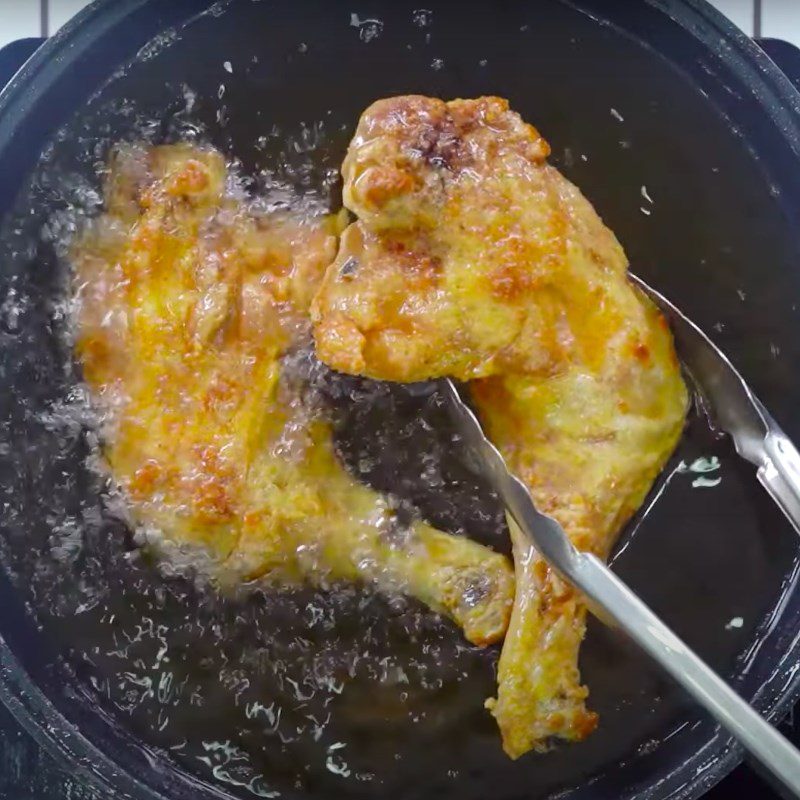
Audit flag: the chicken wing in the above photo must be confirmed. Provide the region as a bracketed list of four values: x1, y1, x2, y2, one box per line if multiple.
[311, 96, 688, 756]
[71, 143, 514, 648]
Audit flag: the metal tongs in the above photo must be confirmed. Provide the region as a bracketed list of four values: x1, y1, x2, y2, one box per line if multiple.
[443, 274, 800, 798]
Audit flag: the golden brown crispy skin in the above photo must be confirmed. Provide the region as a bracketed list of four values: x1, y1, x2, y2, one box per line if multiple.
[312, 95, 627, 382]
[72, 143, 514, 648]
[312, 96, 688, 756]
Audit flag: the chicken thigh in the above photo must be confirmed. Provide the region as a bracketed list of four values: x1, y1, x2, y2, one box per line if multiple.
[72, 143, 514, 648]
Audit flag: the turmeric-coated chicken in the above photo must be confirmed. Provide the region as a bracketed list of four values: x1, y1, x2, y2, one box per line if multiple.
[71, 142, 514, 648]
[312, 96, 688, 757]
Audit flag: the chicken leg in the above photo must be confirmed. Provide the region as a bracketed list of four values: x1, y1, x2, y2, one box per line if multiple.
[72, 143, 513, 647]
[311, 96, 688, 755]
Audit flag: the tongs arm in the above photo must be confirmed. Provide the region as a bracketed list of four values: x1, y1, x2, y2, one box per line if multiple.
[630, 272, 800, 538]
[758, 404, 800, 535]
[443, 378, 800, 800]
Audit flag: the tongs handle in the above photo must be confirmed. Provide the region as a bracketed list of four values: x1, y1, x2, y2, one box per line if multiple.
[572, 552, 800, 799]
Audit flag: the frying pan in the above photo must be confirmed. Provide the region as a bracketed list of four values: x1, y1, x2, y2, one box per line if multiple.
[1, 1, 800, 798]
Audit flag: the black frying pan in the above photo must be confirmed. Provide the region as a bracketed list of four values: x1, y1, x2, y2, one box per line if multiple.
[1, 1, 800, 799]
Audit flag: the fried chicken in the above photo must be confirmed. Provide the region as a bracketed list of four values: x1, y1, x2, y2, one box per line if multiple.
[312, 96, 688, 756]
[72, 143, 514, 648]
